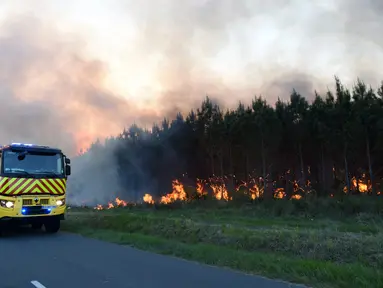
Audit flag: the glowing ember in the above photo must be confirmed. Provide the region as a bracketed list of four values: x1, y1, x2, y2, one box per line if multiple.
[236, 180, 263, 200]
[274, 188, 286, 199]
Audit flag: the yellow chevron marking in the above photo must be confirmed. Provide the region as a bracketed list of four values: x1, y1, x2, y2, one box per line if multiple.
[13, 178, 34, 195]
[55, 179, 66, 191]
[32, 185, 41, 193]
[36, 181, 48, 194]
[58, 181, 66, 193]
[22, 180, 34, 194]
[0, 177, 66, 195]
[48, 179, 63, 194]
[41, 179, 57, 194]
[52, 179, 63, 194]
[0, 178, 17, 193]
[0, 177, 7, 187]
[41, 180, 59, 194]
[53, 180, 64, 194]
[5, 178, 24, 195]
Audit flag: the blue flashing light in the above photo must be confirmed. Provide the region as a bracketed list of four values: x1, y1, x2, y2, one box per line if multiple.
[21, 208, 26, 214]
[11, 143, 35, 147]
[47, 208, 51, 212]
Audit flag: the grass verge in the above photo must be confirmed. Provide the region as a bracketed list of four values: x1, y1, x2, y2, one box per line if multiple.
[63, 206, 383, 288]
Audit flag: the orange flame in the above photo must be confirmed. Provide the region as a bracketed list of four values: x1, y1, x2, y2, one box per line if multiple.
[143, 193, 154, 204]
[92, 173, 380, 209]
[94, 197, 129, 210]
[211, 183, 232, 201]
[274, 188, 286, 199]
[115, 197, 127, 206]
[196, 179, 208, 197]
[343, 175, 371, 193]
[159, 179, 187, 204]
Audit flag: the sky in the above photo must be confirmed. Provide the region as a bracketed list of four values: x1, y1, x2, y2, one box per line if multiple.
[0, 0, 382, 156]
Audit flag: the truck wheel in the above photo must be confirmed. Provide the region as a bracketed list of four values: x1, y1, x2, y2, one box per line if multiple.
[31, 222, 43, 230]
[44, 218, 61, 233]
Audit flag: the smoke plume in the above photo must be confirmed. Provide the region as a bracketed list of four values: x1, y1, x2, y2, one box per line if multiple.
[0, 0, 382, 205]
[0, 15, 163, 156]
[118, 0, 383, 107]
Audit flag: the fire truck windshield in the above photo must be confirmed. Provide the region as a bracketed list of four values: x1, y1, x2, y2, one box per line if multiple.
[2, 150, 64, 176]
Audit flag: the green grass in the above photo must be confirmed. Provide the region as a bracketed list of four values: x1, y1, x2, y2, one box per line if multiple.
[63, 204, 383, 288]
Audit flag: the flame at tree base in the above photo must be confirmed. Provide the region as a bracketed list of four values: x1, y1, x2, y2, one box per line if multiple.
[92, 177, 305, 210]
[91, 175, 379, 210]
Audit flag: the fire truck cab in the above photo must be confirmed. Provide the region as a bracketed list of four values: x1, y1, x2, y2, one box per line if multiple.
[0, 143, 71, 234]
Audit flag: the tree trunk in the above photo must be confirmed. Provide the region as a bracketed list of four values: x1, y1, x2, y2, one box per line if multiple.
[285, 170, 293, 198]
[265, 163, 274, 199]
[321, 144, 326, 194]
[365, 134, 376, 195]
[261, 136, 268, 198]
[228, 142, 235, 187]
[245, 152, 250, 181]
[219, 151, 224, 177]
[298, 143, 306, 192]
[229, 143, 233, 175]
[344, 142, 351, 194]
[209, 148, 215, 175]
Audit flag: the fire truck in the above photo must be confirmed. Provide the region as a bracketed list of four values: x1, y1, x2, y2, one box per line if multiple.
[0, 143, 71, 233]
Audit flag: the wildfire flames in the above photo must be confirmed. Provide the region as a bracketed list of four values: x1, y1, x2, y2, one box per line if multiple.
[344, 176, 369, 193]
[93, 173, 379, 210]
[143, 193, 154, 204]
[95, 197, 128, 210]
[160, 179, 187, 204]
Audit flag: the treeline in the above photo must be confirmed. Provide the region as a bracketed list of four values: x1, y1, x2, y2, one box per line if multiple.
[77, 77, 383, 200]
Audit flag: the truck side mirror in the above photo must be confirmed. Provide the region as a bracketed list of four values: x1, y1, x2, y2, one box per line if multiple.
[65, 158, 71, 164]
[17, 151, 28, 161]
[65, 165, 71, 176]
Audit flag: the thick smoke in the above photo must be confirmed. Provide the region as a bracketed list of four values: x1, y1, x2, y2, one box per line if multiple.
[0, 1, 383, 205]
[117, 0, 383, 107]
[0, 15, 160, 205]
[66, 142, 122, 206]
[0, 15, 162, 155]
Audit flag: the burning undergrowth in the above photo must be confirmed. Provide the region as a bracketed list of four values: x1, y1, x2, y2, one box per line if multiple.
[77, 173, 380, 211]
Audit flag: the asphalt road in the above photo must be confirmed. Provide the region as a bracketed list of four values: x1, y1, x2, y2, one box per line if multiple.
[0, 229, 307, 288]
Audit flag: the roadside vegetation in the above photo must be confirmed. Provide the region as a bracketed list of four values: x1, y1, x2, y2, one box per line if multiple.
[63, 196, 383, 288]
[66, 77, 383, 287]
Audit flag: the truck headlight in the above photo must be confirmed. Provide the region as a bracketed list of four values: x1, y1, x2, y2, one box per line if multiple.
[56, 199, 65, 206]
[0, 200, 15, 208]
